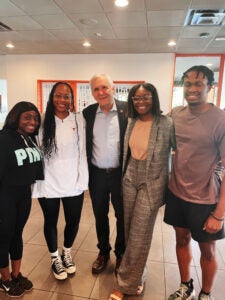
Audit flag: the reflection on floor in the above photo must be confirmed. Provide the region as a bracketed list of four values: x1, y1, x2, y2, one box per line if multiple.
[1, 191, 225, 300]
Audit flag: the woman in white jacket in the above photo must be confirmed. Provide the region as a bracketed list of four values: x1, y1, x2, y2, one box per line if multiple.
[32, 82, 88, 280]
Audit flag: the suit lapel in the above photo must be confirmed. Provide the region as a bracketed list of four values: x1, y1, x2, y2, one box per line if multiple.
[123, 118, 135, 170]
[146, 118, 158, 172]
[89, 104, 98, 133]
[116, 100, 125, 132]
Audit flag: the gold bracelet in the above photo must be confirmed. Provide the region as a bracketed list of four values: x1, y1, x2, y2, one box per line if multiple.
[210, 212, 224, 222]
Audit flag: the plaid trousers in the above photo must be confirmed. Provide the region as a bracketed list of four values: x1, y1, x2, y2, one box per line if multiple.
[116, 157, 159, 295]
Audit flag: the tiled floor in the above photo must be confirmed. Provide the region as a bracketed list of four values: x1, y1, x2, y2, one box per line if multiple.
[1, 191, 225, 300]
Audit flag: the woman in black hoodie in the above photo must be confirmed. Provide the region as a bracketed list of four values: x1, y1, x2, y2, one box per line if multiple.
[0, 101, 43, 298]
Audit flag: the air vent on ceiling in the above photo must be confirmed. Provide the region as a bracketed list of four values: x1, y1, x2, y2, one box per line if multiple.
[0, 21, 12, 32]
[184, 9, 225, 26]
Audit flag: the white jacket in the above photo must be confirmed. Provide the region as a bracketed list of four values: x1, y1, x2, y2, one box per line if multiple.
[32, 112, 88, 198]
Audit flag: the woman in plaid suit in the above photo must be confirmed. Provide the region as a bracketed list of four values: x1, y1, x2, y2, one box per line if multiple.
[109, 83, 175, 300]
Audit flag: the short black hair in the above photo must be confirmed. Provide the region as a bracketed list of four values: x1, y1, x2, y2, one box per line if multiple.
[3, 101, 41, 135]
[127, 83, 161, 119]
[181, 65, 214, 86]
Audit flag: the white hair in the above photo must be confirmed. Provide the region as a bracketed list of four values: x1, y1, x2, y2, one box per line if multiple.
[89, 73, 114, 88]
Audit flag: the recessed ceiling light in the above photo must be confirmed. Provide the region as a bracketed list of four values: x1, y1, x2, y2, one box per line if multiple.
[95, 32, 102, 37]
[168, 40, 176, 46]
[83, 41, 91, 47]
[207, 63, 213, 67]
[114, 0, 129, 7]
[215, 36, 225, 41]
[200, 32, 210, 38]
[79, 18, 98, 26]
[6, 43, 14, 48]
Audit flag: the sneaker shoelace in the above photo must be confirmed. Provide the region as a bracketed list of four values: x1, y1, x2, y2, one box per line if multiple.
[63, 251, 73, 266]
[53, 257, 65, 273]
[11, 272, 32, 290]
[9, 281, 23, 293]
[174, 283, 190, 297]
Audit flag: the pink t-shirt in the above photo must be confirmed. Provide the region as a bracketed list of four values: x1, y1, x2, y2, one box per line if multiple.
[169, 104, 225, 204]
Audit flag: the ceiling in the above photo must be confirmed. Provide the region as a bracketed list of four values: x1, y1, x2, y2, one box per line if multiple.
[0, 0, 225, 55]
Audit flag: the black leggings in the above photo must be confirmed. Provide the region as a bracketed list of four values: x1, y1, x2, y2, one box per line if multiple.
[38, 194, 84, 253]
[0, 185, 31, 268]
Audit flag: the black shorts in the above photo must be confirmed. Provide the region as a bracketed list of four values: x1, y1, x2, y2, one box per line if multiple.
[164, 189, 225, 242]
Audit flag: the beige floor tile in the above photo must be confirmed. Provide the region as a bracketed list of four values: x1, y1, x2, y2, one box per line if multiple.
[22, 244, 48, 275]
[0, 289, 53, 300]
[26, 228, 47, 246]
[54, 250, 98, 297]
[216, 238, 225, 268]
[0, 291, 11, 300]
[90, 271, 116, 300]
[51, 293, 89, 300]
[78, 226, 98, 253]
[28, 254, 58, 292]
[164, 262, 201, 298]
[17, 194, 225, 300]
[71, 222, 95, 250]
[196, 266, 225, 299]
[23, 215, 43, 243]
[135, 261, 166, 300]
[162, 230, 177, 264]
[22, 289, 53, 299]
[148, 230, 164, 262]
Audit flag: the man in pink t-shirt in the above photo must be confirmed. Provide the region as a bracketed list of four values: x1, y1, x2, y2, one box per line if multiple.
[164, 65, 225, 300]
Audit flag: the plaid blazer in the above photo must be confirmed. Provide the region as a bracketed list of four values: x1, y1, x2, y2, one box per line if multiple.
[123, 115, 175, 208]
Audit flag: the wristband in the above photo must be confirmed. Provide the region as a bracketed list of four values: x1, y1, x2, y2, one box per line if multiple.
[210, 212, 224, 222]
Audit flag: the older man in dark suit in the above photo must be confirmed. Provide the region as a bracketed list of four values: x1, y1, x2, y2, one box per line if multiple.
[83, 74, 127, 274]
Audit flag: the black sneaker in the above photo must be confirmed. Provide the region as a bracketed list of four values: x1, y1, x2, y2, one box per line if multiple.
[0, 279, 24, 297]
[11, 272, 33, 291]
[61, 250, 76, 274]
[168, 278, 195, 300]
[51, 256, 67, 280]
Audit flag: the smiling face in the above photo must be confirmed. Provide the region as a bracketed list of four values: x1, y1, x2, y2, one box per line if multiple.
[91, 75, 115, 112]
[132, 86, 153, 120]
[17, 110, 40, 136]
[53, 84, 72, 117]
[183, 71, 211, 107]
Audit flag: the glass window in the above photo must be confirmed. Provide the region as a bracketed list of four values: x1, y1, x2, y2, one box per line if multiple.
[172, 55, 221, 108]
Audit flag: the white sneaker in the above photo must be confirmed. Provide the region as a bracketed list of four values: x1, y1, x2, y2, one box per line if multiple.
[198, 292, 214, 300]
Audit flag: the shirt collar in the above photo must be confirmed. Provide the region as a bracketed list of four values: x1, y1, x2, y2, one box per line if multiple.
[96, 100, 117, 114]
[55, 111, 72, 122]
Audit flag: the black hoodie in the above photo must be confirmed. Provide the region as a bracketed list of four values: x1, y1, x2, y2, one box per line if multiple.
[0, 129, 43, 186]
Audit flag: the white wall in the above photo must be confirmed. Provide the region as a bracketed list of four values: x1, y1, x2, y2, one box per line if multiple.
[3, 53, 175, 113]
[0, 56, 6, 77]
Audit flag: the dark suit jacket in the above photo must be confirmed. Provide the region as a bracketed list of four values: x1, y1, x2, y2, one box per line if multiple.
[83, 100, 127, 169]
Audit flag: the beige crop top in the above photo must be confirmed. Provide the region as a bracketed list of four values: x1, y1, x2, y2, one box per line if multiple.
[129, 119, 152, 160]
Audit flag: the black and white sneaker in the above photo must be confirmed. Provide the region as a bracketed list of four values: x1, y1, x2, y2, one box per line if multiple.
[168, 278, 195, 300]
[51, 256, 67, 280]
[11, 272, 33, 292]
[198, 291, 214, 300]
[0, 279, 24, 297]
[62, 250, 76, 274]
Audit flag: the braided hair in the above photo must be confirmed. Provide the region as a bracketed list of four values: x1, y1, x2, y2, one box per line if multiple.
[41, 82, 74, 159]
[181, 65, 214, 86]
